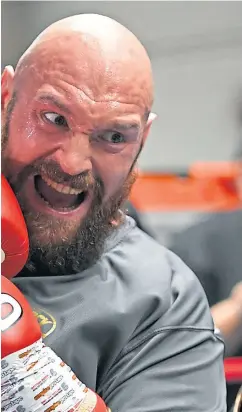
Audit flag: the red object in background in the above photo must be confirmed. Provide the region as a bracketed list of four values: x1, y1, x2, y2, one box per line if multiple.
[130, 162, 240, 212]
[224, 358, 242, 383]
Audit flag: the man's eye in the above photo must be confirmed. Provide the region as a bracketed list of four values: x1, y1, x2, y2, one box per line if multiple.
[102, 131, 125, 144]
[42, 112, 68, 128]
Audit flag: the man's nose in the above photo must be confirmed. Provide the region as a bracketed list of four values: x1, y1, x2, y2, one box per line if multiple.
[53, 134, 92, 176]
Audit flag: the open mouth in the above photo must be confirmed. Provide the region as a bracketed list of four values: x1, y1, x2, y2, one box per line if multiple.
[34, 174, 88, 212]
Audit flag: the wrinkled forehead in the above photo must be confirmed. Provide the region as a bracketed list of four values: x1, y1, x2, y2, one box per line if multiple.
[17, 34, 152, 115]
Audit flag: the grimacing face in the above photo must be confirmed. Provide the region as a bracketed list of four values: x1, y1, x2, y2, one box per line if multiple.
[1, 64, 154, 275]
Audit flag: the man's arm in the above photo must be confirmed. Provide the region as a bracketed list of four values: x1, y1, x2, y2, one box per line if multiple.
[169, 228, 242, 352]
[211, 295, 242, 339]
[100, 329, 226, 412]
[98, 254, 226, 411]
[1, 276, 109, 412]
[210, 283, 242, 356]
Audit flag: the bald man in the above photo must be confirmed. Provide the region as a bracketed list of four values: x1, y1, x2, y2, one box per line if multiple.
[1, 14, 226, 411]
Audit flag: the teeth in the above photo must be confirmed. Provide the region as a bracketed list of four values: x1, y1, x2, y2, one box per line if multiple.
[41, 175, 82, 195]
[41, 195, 77, 211]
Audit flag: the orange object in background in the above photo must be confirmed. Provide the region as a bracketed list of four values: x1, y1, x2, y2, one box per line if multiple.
[189, 161, 240, 179]
[130, 162, 241, 212]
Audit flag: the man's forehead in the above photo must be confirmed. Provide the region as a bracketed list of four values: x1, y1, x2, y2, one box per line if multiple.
[32, 87, 145, 131]
[17, 33, 152, 113]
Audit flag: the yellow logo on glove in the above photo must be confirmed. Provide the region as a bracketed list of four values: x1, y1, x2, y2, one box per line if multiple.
[33, 308, 56, 339]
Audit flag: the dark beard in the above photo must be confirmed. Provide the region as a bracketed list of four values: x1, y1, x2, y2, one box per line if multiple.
[1, 99, 138, 276]
[17, 169, 136, 277]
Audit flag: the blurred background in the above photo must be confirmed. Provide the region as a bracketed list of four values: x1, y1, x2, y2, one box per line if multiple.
[2, 1, 242, 240]
[2, 2, 242, 409]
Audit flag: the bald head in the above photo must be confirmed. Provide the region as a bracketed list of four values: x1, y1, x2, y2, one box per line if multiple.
[2, 14, 156, 274]
[30, 13, 148, 55]
[16, 14, 153, 111]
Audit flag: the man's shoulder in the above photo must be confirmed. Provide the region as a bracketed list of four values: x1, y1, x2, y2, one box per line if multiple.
[106, 222, 171, 287]
[103, 223, 214, 333]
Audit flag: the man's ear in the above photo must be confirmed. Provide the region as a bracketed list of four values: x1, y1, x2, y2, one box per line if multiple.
[1, 65, 15, 113]
[142, 112, 157, 143]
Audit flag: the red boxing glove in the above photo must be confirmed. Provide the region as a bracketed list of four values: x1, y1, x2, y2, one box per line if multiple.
[1, 276, 41, 359]
[1, 175, 29, 279]
[1, 276, 110, 412]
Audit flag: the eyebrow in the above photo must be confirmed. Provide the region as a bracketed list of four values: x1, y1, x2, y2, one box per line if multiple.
[36, 94, 71, 114]
[109, 121, 140, 132]
[36, 94, 141, 131]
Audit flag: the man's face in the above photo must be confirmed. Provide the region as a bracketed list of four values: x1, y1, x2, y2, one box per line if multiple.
[1, 50, 153, 275]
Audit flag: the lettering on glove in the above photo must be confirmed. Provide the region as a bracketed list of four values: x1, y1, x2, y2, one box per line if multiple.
[1, 277, 110, 412]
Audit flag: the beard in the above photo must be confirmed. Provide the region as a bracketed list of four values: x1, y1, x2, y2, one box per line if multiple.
[1, 104, 138, 277]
